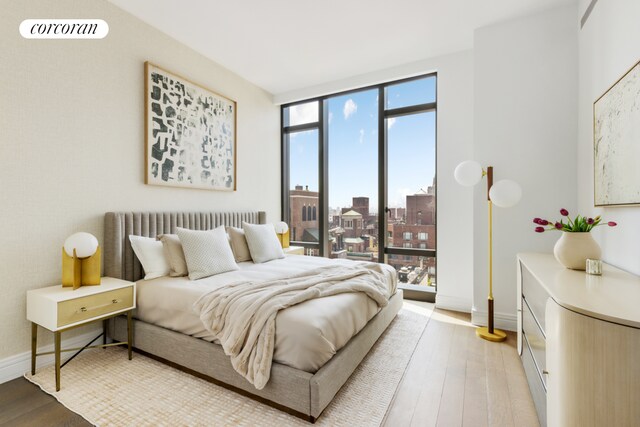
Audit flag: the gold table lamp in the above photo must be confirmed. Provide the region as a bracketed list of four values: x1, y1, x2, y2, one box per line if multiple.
[455, 161, 522, 342]
[62, 232, 101, 290]
[274, 221, 290, 248]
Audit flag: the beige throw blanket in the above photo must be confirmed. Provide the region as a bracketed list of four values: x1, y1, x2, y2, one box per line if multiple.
[193, 263, 392, 390]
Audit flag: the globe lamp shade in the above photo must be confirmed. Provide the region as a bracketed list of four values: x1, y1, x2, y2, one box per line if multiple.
[64, 232, 99, 258]
[489, 179, 522, 208]
[454, 160, 483, 187]
[273, 221, 289, 234]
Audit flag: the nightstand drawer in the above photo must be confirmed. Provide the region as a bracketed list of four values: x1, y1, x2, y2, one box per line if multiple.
[57, 287, 134, 328]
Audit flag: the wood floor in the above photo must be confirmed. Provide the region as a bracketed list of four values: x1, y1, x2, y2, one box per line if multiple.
[0, 302, 538, 427]
[0, 378, 89, 427]
[382, 302, 539, 427]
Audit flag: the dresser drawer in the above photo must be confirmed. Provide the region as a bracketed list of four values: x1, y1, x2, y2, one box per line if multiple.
[521, 263, 550, 333]
[523, 299, 546, 386]
[57, 286, 134, 328]
[522, 334, 547, 426]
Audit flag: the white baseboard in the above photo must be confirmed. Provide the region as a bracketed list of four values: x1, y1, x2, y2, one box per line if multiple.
[0, 330, 102, 385]
[471, 307, 518, 332]
[435, 294, 472, 313]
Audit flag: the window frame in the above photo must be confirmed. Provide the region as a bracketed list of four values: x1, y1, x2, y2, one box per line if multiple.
[281, 73, 437, 273]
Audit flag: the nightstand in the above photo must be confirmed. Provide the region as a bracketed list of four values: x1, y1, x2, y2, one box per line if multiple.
[27, 277, 136, 391]
[283, 245, 304, 255]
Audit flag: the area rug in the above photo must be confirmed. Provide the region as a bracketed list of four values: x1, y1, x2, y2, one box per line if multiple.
[25, 308, 429, 427]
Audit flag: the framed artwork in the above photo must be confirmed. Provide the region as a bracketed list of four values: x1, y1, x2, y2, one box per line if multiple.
[594, 59, 640, 206]
[145, 62, 236, 191]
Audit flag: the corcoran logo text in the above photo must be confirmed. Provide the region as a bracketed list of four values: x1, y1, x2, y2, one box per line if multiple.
[19, 19, 109, 39]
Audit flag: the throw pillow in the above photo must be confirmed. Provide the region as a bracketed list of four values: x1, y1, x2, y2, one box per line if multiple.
[129, 235, 170, 280]
[242, 222, 285, 264]
[157, 234, 188, 277]
[176, 226, 239, 280]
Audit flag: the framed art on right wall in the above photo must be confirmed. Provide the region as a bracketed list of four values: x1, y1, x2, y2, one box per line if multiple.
[594, 59, 640, 206]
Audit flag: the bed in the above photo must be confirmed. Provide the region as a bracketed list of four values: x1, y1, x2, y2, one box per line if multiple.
[104, 211, 403, 422]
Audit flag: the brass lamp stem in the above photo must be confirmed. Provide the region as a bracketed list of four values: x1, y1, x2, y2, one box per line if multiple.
[476, 165, 506, 342]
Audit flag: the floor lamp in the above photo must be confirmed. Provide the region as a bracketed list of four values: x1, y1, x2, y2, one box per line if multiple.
[454, 161, 522, 342]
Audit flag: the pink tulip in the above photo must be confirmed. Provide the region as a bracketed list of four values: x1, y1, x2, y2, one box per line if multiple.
[535, 227, 545, 233]
[560, 208, 569, 216]
[555, 222, 563, 230]
[608, 221, 617, 227]
[587, 218, 595, 224]
[533, 218, 541, 224]
[538, 219, 549, 226]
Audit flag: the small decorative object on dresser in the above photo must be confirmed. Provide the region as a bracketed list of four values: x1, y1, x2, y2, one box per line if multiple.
[585, 258, 603, 275]
[455, 160, 522, 342]
[27, 278, 136, 391]
[533, 209, 617, 270]
[62, 232, 101, 289]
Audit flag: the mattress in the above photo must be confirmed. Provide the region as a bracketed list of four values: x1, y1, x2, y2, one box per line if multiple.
[134, 255, 397, 373]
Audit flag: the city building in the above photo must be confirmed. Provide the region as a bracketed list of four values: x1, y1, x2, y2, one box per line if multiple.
[289, 185, 318, 243]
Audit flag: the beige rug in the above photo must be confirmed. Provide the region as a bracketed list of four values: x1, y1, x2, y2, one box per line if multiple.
[25, 307, 429, 426]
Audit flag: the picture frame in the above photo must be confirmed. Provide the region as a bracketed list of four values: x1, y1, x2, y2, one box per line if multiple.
[145, 62, 237, 191]
[593, 59, 640, 206]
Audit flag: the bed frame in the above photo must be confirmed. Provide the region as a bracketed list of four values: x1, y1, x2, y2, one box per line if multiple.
[103, 211, 402, 422]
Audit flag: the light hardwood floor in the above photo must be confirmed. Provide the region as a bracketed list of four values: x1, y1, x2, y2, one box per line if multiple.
[0, 302, 538, 427]
[383, 301, 539, 427]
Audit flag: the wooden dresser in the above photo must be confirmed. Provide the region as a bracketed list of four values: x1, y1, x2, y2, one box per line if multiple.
[517, 253, 640, 427]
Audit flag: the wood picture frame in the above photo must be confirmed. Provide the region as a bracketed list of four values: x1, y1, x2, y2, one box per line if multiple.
[593, 59, 640, 206]
[145, 62, 237, 191]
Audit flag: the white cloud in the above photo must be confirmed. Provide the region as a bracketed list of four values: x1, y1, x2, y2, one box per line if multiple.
[387, 117, 396, 129]
[343, 99, 357, 119]
[289, 102, 318, 125]
[328, 111, 333, 124]
[359, 129, 364, 144]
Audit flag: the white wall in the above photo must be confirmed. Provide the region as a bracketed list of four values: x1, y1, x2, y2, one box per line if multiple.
[0, 0, 279, 366]
[471, 5, 579, 330]
[577, 0, 640, 275]
[274, 51, 476, 313]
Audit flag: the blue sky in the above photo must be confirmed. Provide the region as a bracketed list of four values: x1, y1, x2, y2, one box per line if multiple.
[289, 77, 436, 210]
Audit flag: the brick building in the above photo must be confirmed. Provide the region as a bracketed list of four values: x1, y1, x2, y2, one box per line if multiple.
[289, 185, 318, 242]
[406, 189, 435, 225]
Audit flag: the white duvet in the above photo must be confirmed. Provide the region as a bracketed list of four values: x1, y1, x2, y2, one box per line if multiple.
[135, 255, 397, 373]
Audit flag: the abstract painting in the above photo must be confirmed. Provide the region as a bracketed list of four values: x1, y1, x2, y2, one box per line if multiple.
[594, 60, 640, 206]
[145, 62, 236, 191]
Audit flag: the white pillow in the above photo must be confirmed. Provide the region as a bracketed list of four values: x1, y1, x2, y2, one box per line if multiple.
[242, 222, 285, 264]
[129, 235, 170, 280]
[176, 226, 239, 280]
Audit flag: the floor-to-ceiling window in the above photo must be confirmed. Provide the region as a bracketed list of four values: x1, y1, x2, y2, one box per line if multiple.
[282, 74, 437, 296]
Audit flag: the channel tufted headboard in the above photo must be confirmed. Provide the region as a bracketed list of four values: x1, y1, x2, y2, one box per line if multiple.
[104, 211, 266, 282]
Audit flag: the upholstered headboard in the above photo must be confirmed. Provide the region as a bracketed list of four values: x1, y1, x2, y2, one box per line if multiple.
[104, 211, 267, 282]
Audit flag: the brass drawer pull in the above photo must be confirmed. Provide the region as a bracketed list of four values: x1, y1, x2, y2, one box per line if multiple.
[76, 299, 122, 314]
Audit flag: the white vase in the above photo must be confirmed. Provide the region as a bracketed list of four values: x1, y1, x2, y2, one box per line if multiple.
[553, 232, 601, 270]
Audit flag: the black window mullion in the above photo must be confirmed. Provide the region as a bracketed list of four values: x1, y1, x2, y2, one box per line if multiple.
[318, 99, 328, 257]
[385, 102, 436, 119]
[281, 109, 290, 224]
[283, 122, 320, 134]
[377, 86, 387, 265]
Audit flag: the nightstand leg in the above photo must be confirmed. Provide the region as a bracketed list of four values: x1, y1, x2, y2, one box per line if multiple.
[31, 323, 37, 375]
[127, 311, 133, 360]
[54, 331, 61, 392]
[103, 319, 108, 347]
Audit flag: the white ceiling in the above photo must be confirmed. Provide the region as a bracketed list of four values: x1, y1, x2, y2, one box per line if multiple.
[108, 0, 575, 96]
